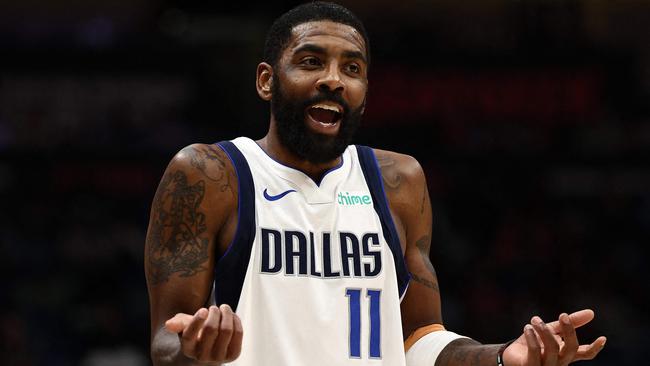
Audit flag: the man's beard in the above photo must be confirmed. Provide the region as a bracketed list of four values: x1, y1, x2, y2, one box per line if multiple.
[271, 77, 363, 164]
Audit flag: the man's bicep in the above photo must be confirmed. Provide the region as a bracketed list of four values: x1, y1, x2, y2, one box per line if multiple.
[145, 144, 236, 332]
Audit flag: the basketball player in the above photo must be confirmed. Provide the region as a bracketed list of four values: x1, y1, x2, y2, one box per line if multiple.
[145, 2, 606, 365]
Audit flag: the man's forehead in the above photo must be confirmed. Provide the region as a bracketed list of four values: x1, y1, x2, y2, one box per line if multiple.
[287, 21, 367, 55]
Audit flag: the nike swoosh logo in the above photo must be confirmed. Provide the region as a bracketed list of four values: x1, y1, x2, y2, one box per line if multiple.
[263, 188, 297, 201]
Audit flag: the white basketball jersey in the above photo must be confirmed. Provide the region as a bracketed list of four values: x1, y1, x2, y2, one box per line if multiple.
[214, 137, 410, 366]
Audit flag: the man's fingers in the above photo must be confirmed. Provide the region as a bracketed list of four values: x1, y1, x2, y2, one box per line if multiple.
[226, 310, 244, 362]
[524, 324, 542, 365]
[165, 313, 194, 333]
[197, 306, 222, 361]
[574, 336, 607, 361]
[212, 304, 235, 361]
[536, 310, 605, 364]
[161, 305, 243, 363]
[548, 309, 594, 332]
[181, 308, 208, 357]
[557, 313, 578, 366]
[531, 316, 559, 366]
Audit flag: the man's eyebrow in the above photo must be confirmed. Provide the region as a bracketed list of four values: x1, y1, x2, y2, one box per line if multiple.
[293, 43, 327, 55]
[342, 50, 367, 64]
[293, 43, 367, 64]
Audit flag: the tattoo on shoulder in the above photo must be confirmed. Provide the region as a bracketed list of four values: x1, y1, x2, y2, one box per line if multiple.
[376, 156, 401, 189]
[188, 145, 234, 196]
[146, 170, 210, 285]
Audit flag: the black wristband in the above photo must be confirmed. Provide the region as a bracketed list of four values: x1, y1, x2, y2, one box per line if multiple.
[497, 340, 516, 366]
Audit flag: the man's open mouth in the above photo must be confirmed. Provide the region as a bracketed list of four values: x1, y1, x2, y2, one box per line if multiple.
[306, 103, 343, 125]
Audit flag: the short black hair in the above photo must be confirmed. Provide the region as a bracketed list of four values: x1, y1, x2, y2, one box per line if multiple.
[263, 1, 370, 68]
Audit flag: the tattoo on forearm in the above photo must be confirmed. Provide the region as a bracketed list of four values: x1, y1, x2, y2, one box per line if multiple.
[188, 145, 234, 196]
[435, 339, 500, 366]
[377, 156, 401, 189]
[147, 170, 209, 284]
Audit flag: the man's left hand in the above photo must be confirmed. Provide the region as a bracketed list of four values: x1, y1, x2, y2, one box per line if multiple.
[503, 309, 606, 366]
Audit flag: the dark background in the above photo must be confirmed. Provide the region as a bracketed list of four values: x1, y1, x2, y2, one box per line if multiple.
[1, 0, 648, 365]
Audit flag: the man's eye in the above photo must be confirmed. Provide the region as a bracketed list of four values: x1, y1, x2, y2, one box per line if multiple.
[347, 64, 360, 74]
[301, 57, 321, 66]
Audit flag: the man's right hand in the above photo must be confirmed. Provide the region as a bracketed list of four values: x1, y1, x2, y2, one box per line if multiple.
[165, 304, 243, 364]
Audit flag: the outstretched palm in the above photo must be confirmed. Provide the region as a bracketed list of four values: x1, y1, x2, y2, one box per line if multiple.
[503, 309, 606, 366]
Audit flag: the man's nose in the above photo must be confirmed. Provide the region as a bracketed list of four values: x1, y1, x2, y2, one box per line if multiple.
[316, 63, 344, 93]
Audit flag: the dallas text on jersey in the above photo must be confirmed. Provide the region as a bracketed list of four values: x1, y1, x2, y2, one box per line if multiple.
[259, 228, 383, 278]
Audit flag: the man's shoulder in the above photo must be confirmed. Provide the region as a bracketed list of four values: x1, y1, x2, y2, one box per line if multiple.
[169, 143, 231, 171]
[166, 143, 237, 201]
[364, 147, 428, 236]
[368, 147, 424, 190]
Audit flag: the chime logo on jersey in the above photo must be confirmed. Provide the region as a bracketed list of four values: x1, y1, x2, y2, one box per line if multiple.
[337, 191, 372, 206]
[259, 228, 382, 278]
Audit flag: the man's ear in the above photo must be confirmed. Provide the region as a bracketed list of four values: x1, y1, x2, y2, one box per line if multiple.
[256, 62, 273, 101]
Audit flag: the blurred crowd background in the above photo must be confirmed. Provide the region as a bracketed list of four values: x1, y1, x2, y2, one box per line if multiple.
[1, 0, 649, 365]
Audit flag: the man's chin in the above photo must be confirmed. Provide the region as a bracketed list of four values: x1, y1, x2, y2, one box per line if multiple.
[303, 146, 338, 164]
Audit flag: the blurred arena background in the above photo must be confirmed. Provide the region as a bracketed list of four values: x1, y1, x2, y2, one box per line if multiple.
[1, 0, 648, 365]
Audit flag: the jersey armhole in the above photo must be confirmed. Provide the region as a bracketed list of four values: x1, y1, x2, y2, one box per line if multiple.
[212, 140, 256, 310]
[355, 145, 411, 298]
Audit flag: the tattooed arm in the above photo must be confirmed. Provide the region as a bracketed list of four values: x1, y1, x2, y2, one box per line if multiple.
[377, 149, 606, 366]
[145, 144, 242, 366]
[375, 150, 442, 330]
[376, 149, 503, 365]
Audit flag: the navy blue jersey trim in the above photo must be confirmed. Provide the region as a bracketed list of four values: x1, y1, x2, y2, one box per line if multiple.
[355, 145, 411, 297]
[213, 141, 256, 311]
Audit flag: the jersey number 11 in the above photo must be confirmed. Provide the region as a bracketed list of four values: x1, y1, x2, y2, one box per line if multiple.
[346, 288, 381, 359]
